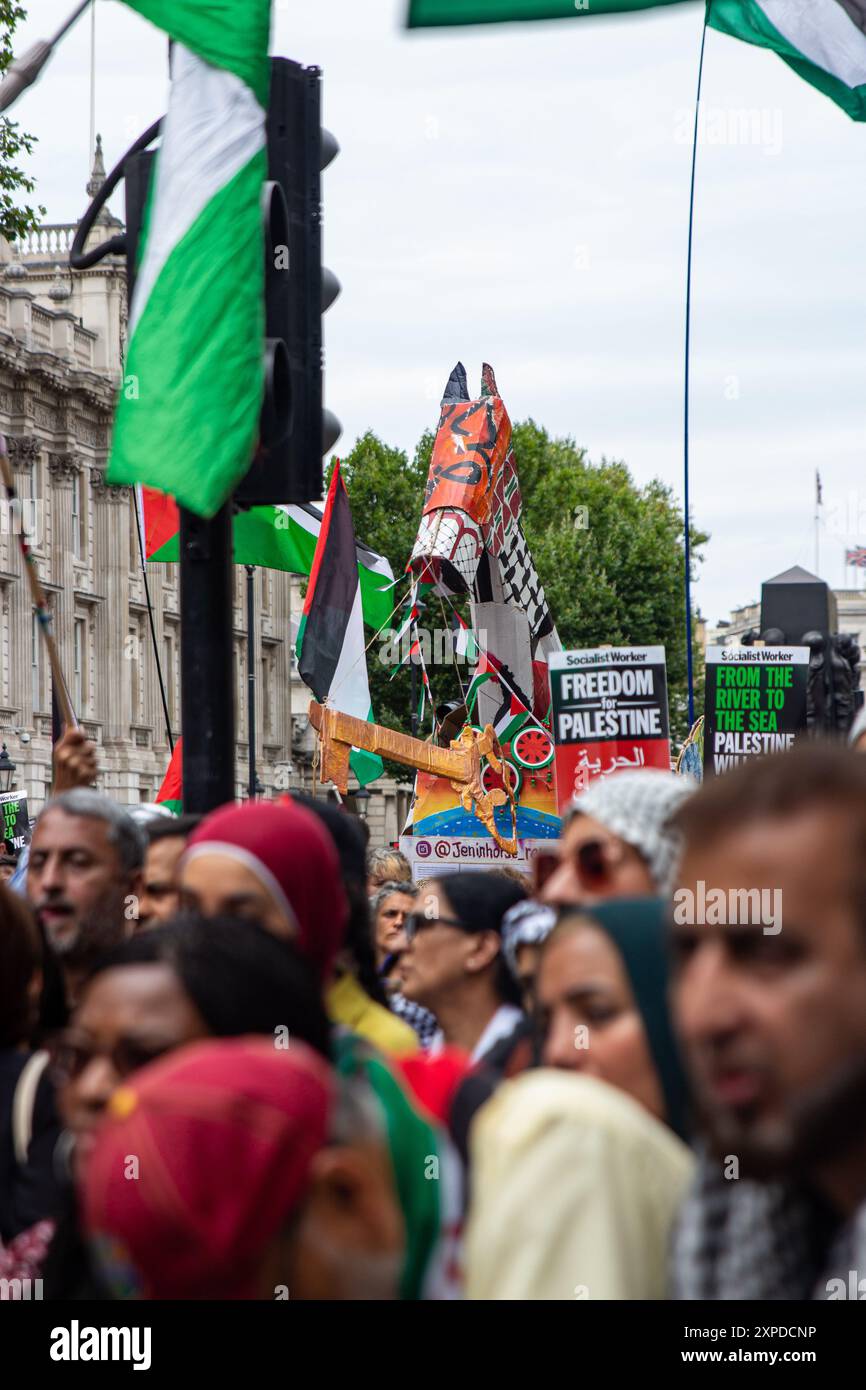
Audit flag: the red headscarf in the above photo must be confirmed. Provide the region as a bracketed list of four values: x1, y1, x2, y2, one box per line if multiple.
[184, 799, 348, 979]
[81, 1037, 334, 1300]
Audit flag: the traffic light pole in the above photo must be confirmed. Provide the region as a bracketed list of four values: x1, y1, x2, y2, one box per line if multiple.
[179, 505, 236, 813]
[246, 565, 257, 802]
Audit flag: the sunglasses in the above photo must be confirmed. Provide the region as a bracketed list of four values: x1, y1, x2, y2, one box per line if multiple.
[533, 837, 627, 895]
[51, 1033, 172, 1085]
[404, 911, 476, 943]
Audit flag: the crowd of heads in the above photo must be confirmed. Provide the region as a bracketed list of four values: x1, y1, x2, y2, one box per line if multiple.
[4, 732, 866, 1301]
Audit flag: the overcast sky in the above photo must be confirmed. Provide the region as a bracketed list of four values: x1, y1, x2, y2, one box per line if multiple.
[15, 0, 866, 628]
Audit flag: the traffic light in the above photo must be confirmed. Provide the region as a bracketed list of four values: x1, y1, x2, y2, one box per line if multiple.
[235, 57, 342, 507]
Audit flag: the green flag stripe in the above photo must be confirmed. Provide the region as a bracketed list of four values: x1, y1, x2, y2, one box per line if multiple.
[408, 0, 691, 25]
[350, 747, 384, 787]
[709, 0, 866, 120]
[122, 0, 272, 106]
[149, 510, 395, 630]
[108, 151, 266, 516]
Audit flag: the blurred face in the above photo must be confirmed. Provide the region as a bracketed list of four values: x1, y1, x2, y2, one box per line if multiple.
[537, 813, 655, 909]
[57, 964, 209, 1170]
[374, 892, 415, 966]
[277, 1134, 406, 1300]
[137, 835, 186, 929]
[672, 809, 866, 1180]
[399, 887, 494, 1012]
[366, 863, 409, 896]
[179, 852, 295, 940]
[28, 809, 136, 961]
[537, 921, 665, 1122]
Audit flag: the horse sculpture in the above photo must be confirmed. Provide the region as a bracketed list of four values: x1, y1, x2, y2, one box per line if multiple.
[410, 361, 560, 726]
[406, 362, 561, 848]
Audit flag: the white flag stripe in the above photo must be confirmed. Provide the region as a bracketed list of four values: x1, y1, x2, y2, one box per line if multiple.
[762, 0, 866, 87]
[327, 583, 374, 722]
[131, 45, 265, 335]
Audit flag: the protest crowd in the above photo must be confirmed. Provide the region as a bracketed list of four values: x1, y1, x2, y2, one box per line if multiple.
[2, 721, 866, 1303]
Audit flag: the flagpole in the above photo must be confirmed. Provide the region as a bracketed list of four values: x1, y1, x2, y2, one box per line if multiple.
[682, 2, 711, 728]
[133, 487, 174, 753]
[89, 0, 96, 164]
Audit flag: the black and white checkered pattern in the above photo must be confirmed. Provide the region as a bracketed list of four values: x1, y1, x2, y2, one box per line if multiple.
[671, 1146, 866, 1300]
[498, 523, 556, 650]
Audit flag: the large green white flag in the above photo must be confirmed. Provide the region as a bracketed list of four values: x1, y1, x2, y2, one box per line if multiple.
[709, 1, 866, 122]
[409, 0, 866, 121]
[108, 1, 273, 516]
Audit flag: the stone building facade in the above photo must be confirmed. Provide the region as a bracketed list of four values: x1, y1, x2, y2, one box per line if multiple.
[0, 143, 408, 844]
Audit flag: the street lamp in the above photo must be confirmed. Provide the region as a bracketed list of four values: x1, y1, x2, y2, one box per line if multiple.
[353, 787, 371, 820]
[0, 743, 16, 793]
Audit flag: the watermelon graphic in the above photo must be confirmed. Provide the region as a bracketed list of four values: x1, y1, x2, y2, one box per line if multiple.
[481, 759, 522, 801]
[511, 726, 554, 771]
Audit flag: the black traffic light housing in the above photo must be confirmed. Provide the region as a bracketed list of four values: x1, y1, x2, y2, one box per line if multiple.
[235, 57, 341, 507]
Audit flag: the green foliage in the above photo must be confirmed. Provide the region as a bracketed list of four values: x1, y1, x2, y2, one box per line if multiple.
[340, 419, 707, 774]
[0, 5, 46, 243]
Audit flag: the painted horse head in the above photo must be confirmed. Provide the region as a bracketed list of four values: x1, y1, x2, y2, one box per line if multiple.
[409, 362, 520, 596]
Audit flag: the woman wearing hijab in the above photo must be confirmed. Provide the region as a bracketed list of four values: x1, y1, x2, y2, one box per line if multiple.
[465, 898, 694, 1300]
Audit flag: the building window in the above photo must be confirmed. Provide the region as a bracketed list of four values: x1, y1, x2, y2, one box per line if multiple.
[129, 623, 141, 722]
[261, 569, 270, 615]
[236, 642, 246, 737]
[163, 631, 176, 724]
[73, 617, 87, 715]
[31, 611, 43, 712]
[262, 653, 272, 739]
[72, 471, 87, 561]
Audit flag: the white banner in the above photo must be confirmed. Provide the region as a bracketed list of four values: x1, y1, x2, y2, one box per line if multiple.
[399, 834, 552, 881]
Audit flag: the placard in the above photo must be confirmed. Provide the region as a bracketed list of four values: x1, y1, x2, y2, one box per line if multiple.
[548, 646, 672, 812]
[0, 790, 30, 853]
[703, 646, 809, 776]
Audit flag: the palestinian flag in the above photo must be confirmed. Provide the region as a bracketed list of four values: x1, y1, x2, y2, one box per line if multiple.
[139, 488, 395, 631]
[156, 738, 183, 815]
[494, 692, 530, 747]
[107, 1, 272, 515]
[465, 649, 505, 717]
[708, 1, 866, 122]
[408, 1, 866, 120]
[452, 611, 478, 663]
[297, 464, 382, 786]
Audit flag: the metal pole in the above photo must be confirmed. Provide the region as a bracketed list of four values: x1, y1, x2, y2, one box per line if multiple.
[133, 488, 174, 752]
[89, 0, 96, 163]
[179, 505, 235, 812]
[410, 655, 418, 739]
[246, 564, 257, 801]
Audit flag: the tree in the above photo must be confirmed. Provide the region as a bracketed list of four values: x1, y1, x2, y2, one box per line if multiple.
[340, 420, 707, 769]
[0, 4, 45, 243]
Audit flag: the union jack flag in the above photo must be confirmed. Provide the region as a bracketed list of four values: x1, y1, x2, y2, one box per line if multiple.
[846, 547, 866, 568]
